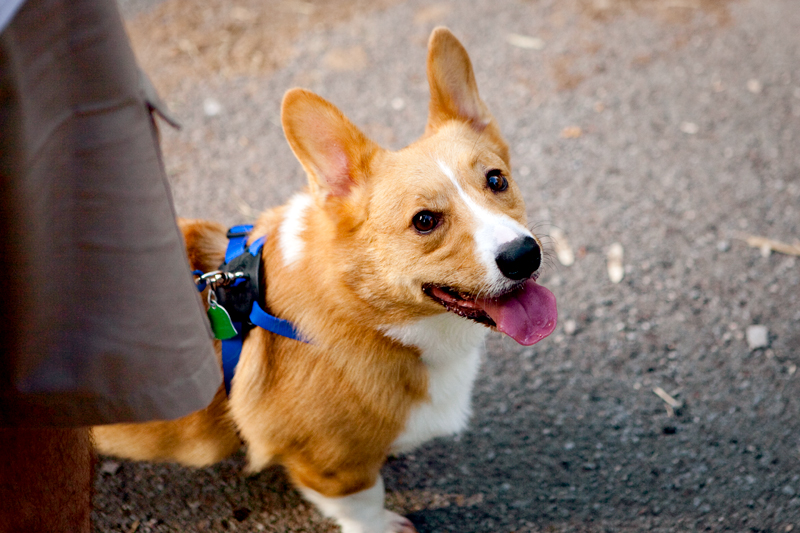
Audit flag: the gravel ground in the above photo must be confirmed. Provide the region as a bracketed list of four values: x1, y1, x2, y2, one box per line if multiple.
[95, 0, 800, 531]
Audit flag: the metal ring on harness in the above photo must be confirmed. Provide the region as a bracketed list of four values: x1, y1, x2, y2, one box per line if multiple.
[193, 225, 308, 396]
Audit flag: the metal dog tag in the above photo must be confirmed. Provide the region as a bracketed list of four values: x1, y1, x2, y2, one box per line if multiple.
[207, 302, 238, 340]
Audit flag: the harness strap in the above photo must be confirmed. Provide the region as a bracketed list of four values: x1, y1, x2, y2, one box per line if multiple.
[225, 225, 265, 262]
[221, 324, 244, 396]
[250, 300, 305, 341]
[195, 225, 307, 396]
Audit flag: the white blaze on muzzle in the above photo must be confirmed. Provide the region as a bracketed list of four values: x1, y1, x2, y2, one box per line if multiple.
[436, 160, 533, 290]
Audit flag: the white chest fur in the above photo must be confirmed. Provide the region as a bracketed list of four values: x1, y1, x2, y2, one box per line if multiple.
[382, 314, 487, 454]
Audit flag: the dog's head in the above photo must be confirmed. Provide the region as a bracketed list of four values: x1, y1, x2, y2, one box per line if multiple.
[281, 27, 556, 345]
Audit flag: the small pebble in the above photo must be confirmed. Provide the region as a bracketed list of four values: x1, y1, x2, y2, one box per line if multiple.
[746, 325, 769, 350]
[100, 460, 121, 475]
[680, 121, 699, 134]
[607, 243, 624, 283]
[203, 98, 222, 117]
[747, 79, 763, 94]
[563, 319, 577, 335]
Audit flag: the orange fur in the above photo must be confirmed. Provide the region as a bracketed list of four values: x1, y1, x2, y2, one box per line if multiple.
[93, 27, 537, 532]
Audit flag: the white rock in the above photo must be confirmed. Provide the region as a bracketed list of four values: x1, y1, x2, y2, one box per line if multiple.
[746, 79, 763, 94]
[551, 228, 575, 266]
[100, 460, 121, 475]
[680, 121, 699, 135]
[746, 325, 769, 350]
[607, 242, 624, 283]
[203, 98, 222, 117]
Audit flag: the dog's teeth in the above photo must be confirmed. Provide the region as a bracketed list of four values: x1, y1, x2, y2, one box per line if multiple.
[425, 284, 496, 327]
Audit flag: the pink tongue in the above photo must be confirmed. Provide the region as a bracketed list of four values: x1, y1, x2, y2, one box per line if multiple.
[477, 280, 558, 346]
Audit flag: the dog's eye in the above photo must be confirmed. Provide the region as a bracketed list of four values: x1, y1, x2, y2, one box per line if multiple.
[486, 169, 508, 192]
[412, 211, 439, 234]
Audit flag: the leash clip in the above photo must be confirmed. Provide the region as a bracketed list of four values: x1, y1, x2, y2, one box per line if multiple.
[194, 270, 245, 292]
[191, 225, 306, 396]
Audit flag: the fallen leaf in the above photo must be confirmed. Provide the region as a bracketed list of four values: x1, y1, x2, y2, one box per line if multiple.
[551, 228, 575, 266]
[560, 126, 583, 139]
[506, 33, 545, 50]
[324, 46, 368, 72]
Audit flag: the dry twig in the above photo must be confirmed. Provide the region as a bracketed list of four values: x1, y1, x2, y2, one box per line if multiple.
[653, 386, 682, 417]
[738, 234, 800, 257]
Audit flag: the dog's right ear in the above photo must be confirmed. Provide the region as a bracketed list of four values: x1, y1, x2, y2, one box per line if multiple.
[282, 89, 380, 198]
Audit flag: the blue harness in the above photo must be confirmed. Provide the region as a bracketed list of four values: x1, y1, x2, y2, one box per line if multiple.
[194, 225, 306, 395]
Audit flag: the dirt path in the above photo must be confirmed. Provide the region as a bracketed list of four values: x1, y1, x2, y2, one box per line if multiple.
[94, 0, 800, 531]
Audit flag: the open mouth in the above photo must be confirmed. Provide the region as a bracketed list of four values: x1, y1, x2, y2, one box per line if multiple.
[421, 276, 559, 346]
[422, 284, 498, 327]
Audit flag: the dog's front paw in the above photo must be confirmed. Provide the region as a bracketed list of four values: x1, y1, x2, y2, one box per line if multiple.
[384, 511, 417, 533]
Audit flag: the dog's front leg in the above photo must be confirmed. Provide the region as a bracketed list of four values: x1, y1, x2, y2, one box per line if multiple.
[299, 476, 416, 533]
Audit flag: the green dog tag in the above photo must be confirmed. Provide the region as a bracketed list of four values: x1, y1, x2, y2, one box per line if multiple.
[207, 303, 238, 340]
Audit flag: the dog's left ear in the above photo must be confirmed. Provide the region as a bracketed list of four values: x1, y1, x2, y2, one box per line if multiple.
[282, 88, 380, 198]
[425, 27, 508, 162]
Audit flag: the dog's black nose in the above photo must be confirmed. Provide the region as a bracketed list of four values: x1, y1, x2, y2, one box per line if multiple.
[496, 236, 541, 281]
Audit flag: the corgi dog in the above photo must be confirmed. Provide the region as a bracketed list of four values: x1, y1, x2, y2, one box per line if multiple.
[93, 27, 557, 533]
